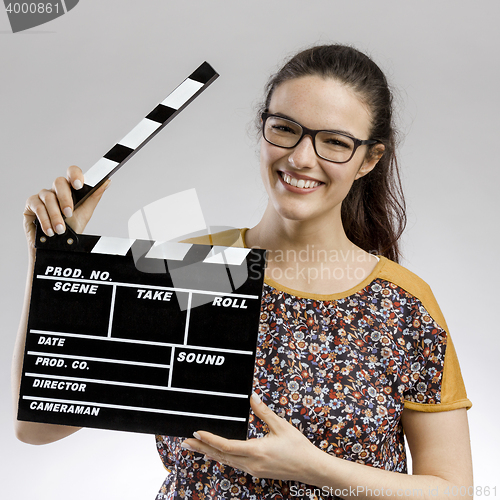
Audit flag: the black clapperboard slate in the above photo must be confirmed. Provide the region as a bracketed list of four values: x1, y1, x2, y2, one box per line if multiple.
[17, 62, 267, 439]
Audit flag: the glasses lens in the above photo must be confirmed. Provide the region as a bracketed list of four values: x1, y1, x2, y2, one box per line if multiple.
[263, 115, 302, 148]
[316, 131, 355, 162]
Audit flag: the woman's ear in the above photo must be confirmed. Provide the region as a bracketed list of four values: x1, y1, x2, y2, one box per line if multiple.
[355, 144, 385, 180]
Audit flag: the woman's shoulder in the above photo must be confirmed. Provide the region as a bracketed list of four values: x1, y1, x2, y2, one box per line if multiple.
[180, 228, 246, 247]
[377, 257, 448, 332]
[377, 257, 432, 299]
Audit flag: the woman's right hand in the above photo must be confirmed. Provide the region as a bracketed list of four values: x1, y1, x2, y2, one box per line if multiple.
[23, 165, 111, 252]
[14, 165, 110, 444]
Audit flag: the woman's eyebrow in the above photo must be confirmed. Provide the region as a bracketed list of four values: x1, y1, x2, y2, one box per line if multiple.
[271, 111, 356, 137]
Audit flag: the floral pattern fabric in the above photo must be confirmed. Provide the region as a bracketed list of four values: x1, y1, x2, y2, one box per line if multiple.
[155, 276, 450, 499]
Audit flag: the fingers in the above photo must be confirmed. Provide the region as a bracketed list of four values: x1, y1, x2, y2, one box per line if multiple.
[195, 431, 238, 454]
[67, 165, 84, 191]
[24, 169, 79, 237]
[53, 176, 74, 220]
[25, 190, 66, 237]
[53, 165, 85, 220]
[182, 430, 247, 460]
[180, 393, 282, 458]
[181, 435, 248, 471]
[40, 187, 67, 235]
[250, 392, 282, 433]
[70, 179, 111, 229]
[24, 194, 52, 237]
[24, 164, 112, 239]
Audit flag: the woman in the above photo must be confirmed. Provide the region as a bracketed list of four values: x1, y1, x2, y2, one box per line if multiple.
[14, 45, 473, 499]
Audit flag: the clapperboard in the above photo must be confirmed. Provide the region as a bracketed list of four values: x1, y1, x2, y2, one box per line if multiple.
[17, 62, 267, 439]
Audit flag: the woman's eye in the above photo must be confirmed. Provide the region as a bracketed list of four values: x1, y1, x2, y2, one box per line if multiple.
[323, 137, 351, 149]
[272, 125, 296, 134]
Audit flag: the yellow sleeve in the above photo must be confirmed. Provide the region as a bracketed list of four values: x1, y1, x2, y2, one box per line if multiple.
[403, 332, 472, 412]
[181, 228, 246, 247]
[379, 259, 472, 412]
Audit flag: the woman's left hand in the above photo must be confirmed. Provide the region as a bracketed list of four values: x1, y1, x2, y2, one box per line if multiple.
[181, 393, 320, 482]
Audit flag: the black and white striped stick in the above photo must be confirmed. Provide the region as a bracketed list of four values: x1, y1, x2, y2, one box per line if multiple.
[72, 62, 219, 209]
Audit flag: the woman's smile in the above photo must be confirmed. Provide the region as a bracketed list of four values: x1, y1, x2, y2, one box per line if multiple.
[277, 170, 324, 193]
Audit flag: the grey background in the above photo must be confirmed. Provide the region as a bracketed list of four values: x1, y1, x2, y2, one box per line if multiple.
[1, 1, 498, 498]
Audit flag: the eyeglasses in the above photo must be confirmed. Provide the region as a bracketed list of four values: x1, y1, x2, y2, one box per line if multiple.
[261, 112, 378, 164]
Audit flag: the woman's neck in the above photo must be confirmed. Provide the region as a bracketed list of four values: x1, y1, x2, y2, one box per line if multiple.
[245, 203, 379, 295]
[246, 203, 352, 253]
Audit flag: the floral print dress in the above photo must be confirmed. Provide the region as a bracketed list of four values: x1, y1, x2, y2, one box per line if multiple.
[154, 256, 471, 499]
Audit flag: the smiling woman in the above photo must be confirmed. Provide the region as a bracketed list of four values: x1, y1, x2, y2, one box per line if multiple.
[13, 44, 473, 500]
[257, 76, 384, 260]
[175, 45, 473, 499]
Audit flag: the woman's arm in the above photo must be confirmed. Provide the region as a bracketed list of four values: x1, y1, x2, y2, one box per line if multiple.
[182, 394, 473, 499]
[12, 256, 82, 444]
[401, 407, 473, 493]
[12, 166, 110, 445]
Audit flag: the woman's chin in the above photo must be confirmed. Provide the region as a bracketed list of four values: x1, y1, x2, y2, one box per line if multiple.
[272, 202, 322, 224]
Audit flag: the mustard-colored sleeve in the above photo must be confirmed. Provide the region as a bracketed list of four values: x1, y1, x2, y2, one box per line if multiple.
[403, 332, 472, 412]
[180, 228, 245, 247]
[379, 259, 472, 412]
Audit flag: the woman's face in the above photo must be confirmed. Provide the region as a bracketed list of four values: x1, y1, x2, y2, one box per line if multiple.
[260, 75, 382, 225]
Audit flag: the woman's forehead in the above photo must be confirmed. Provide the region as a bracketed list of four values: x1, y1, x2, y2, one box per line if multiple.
[269, 76, 372, 137]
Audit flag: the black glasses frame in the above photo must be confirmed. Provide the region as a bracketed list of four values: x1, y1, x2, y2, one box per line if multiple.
[261, 112, 378, 164]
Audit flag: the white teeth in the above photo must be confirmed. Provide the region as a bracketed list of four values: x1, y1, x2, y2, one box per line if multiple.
[281, 172, 320, 189]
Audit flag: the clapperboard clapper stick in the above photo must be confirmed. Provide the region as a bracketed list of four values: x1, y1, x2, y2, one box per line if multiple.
[72, 61, 219, 210]
[18, 62, 267, 439]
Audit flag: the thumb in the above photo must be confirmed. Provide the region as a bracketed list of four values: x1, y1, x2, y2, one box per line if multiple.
[70, 179, 111, 232]
[84, 178, 111, 210]
[250, 392, 283, 433]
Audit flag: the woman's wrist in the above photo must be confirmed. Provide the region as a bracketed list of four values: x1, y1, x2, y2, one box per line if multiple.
[292, 439, 335, 486]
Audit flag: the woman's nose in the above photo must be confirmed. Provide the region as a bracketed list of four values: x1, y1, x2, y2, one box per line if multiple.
[287, 135, 317, 168]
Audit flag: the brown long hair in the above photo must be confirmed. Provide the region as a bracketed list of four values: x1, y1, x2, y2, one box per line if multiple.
[257, 45, 406, 263]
